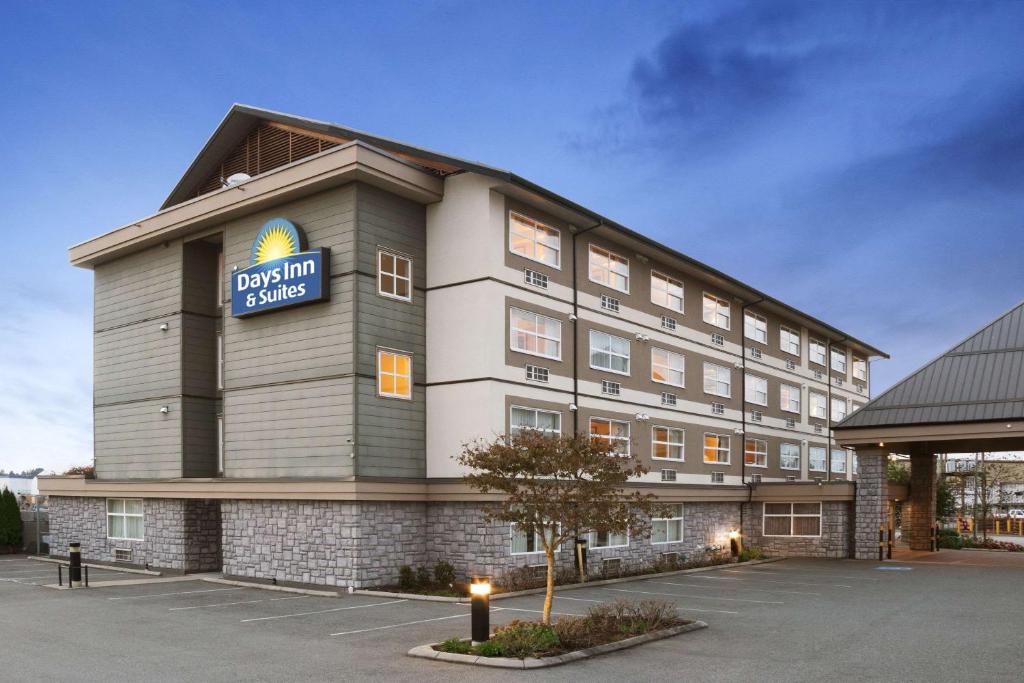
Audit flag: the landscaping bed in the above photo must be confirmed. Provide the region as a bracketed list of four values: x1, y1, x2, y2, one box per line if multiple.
[937, 529, 1024, 552]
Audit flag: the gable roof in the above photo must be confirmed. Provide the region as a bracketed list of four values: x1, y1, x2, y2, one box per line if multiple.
[837, 301, 1024, 429]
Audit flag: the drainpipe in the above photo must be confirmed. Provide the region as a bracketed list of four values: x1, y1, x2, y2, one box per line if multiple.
[739, 298, 764, 486]
[825, 336, 848, 480]
[570, 221, 603, 435]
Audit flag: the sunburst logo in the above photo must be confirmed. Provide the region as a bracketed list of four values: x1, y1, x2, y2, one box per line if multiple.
[250, 219, 303, 265]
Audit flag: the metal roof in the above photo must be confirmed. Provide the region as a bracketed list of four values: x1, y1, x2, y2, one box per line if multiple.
[837, 300, 1024, 429]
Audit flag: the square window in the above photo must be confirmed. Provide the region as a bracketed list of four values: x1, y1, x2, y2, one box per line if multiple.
[660, 392, 677, 407]
[525, 365, 549, 382]
[652, 348, 685, 387]
[652, 504, 684, 544]
[600, 293, 620, 312]
[703, 433, 730, 464]
[703, 362, 731, 397]
[661, 315, 677, 331]
[524, 268, 548, 288]
[661, 469, 677, 482]
[601, 379, 621, 396]
[702, 293, 730, 330]
[590, 417, 630, 456]
[744, 312, 767, 344]
[652, 426, 685, 461]
[745, 438, 767, 468]
[106, 498, 144, 541]
[378, 250, 412, 301]
[780, 443, 801, 470]
[590, 330, 631, 375]
[509, 212, 560, 267]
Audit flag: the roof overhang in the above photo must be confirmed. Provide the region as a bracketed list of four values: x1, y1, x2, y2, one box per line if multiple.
[835, 418, 1024, 453]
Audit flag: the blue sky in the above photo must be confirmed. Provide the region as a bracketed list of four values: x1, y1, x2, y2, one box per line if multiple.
[2, 1, 1022, 472]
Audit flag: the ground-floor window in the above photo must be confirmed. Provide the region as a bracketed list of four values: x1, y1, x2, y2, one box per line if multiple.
[510, 523, 561, 555]
[651, 504, 684, 544]
[107, 498, 144, 540]
[588, 529, 629, 549]
[763, 502, 821, 537]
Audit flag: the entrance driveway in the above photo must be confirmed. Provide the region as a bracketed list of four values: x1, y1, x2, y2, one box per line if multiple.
[2, 557, 1021, 682]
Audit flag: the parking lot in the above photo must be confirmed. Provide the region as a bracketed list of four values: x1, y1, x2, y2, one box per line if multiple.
[2, 556, 1022, 682]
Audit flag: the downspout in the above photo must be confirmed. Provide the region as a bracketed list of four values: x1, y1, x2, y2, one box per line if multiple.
[570, 221, 603, 435]
[739, 297, 764, 537]
[825, 336, 848, 480]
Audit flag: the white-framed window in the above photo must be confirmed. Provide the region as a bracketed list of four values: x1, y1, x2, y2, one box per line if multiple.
[809, 392, 827, 419]
[652, 426, 685, 461]
[853, 357, 867, 381]
[780, 384, 801, 414]
[588, 529, 629, 549]
[650, 271, 684, 313]
[107, 498, 144, 541]
[216, 413, 224, 475]
[651, 504, 684, 544]
[377, 348, 412, 399]
[510, 307, 562, 360]
[651, 348, 685, 387]
[589, 244, 629, 293]
[216, 331, 224, 390]
[590, 330, 630, 375]
[510, 406, 561, 436]
[763, 502, 821, 537]
[702, 293, 730, 330]
[779, 326, 800, 356]
[745, 374, 767, 405]
[703, 362, 731, 397]
[831, 449, 848, 474]
[809, 446, 827, 472]
[780, 443, 801, 471]
[377, 249, 412, 301]
[831, 397, 848, 421]
[745, 438, 768, 468]
[831, 348, 848, 373]
[510, 522, 561, 555]
[809, 340, 826, 366]
[744, 312, 767, 344]
[703, 433, 730, 464]
[509, 211, 560, 268]
[590, 417, 630, 456]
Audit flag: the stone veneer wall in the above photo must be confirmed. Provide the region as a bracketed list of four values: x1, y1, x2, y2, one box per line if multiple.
[48, 496, 221, 572]
[854, 450, 889, 559]
[741, 501, 851, 559]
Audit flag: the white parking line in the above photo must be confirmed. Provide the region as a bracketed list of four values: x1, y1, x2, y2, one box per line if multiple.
[329, 611, 474, 637]
[240, 599, 408, 623]
[604, 587, 782, 604]
[600, 588, 740, 614]
[0, 569, 64, 575]
[651, 580, 822, 596]
[722, 568, 881, 581]
[0, 575, 53, 582]
[109, 587, 244, 601]
[689, 575, 852, 588]
[169, 596, 309, 611]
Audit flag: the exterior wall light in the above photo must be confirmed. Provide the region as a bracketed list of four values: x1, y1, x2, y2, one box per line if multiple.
[470, 576, 491, 644]
[159, 323, 169, 331]
[160, 406, 169, 414]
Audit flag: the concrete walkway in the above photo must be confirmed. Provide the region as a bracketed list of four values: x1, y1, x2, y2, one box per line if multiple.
[891, 547, 1024, 568]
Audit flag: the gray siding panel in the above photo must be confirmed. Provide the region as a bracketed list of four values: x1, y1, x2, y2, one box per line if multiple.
[94, 240, 183, 331]
[354, 276, 425, 380]
[355, 378, 425, 478]
[95, 398, 183, 479]
[182, 396, 218, 478]
[182, 313, 218, 398]
[94, 314, 181, 405]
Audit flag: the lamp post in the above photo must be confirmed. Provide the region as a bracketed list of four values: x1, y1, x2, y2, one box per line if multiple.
[470, 576, 492, 644]
[728, 530, 742, 558]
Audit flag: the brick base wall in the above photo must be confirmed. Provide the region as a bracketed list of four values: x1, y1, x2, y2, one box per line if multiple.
[742, 501, 851, 559]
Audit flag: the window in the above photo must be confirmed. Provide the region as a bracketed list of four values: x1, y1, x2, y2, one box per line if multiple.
[780, 326, 800, 356]
[809, 392, 827, 419]
[510, 308, 562, 360]
[524, 268, 548, 288]
[852, 454, 859, 476]
[600, 294, 620, 312]
[377, 250, 412, 301]
[703, 362, 731, 397]
[216, 413, 224, 475]
[809, 446, 827, 472]
[589, 530, 629, 549]
[652, 504, 684, 544]
[377, 349, 412, 399]
[661, 315, 677, 331]
[711, 332, 725, 346]
[745, 438, 767, 468]
[831, 449, 848, 474]
[711, 402, 725, 415]
[763, 502, 821, 537]
[590, 417, 630, 456]
[651, 271, 684, 312]
[107, 499, 144, 541]
[660, 392, 677, 406]
[831, 348, 847, 373]
[745, 374, 767, 405]
[510, 406, 561, 435]
[744, 312, 767, 344]
[589, 330, 630, 375]
[589, 244, 629, 292]
[509, 212, 560, 267]
[651, 348, 685, 387]
[831, 397, 848, 421]
[711, 471, 725, 483]
[652, 426, 685, 461]
[216, 331, 224, 390]
[703, 433, 730, 464]
[780, 443, 801, 471]
[601, 379, 621, 396]
[751, 410, 763, 422]
[525, 365, 549, 382]
[702, 293, 730, 329]
[809, 340, 826, 366]
[750, 347, 762, 359]
[853, 357, 867, 381]
[780, 384, 801, 414]
[511, 523, 560, 554]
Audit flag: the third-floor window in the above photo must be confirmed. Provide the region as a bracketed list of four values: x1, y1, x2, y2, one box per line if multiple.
[809, 339, 827, 366]
[780, 326, 800, 356]
[744, 312, 767, 344]
[745, 374, 767, 405]
[590, 330, 631, 375]
[702, 293, 730, 330]
[510, 308, 561, 360]
[809, 392, 827, 419]
[703, 362, 731, 397]
[853, 357, 867, 381]
[650, 271, 684, 313]
[509, 212, 560, 268]
[589, 244, 629, 293]
[780, 383, 801, 414]
[831, 348, 848, 374]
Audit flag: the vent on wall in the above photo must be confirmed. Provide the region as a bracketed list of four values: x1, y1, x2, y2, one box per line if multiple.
[525, 365, 549, 383]
[750, 474, 763, 483]
[661, 316, 677, 331]
[113, 548, 132, 563]
[600, 294, 620, 313]
[601, 379, 621, 396]
[750, 410, 762, 422]
[711, 332, 725, 346]
[661, 469, 677, 482]
[711, 472, 725, 483]
[750, 347, 762, 359]
[785, 359, 796, 370]
[711, 403, 725, 415]
[661, 392, 677, 407]
[524, 269, 548, 289]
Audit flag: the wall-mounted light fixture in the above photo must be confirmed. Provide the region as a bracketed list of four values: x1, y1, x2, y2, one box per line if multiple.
[159, 323, 169, 331]
[159, 406, 169, 414]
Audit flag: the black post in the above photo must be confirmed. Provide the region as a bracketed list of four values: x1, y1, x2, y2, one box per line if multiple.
[878, 526, 883, 561]
[84, 565, 89, 588]
[58, 564, 63, 587]
[886, 526, 893, 560]
[470, 576, 491, 644]
[69, 542, 82, 587]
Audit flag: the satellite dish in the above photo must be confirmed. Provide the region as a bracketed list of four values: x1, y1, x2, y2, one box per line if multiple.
[225, 173, 252, 187]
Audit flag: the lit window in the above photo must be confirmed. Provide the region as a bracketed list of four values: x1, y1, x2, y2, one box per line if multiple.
[703, 433, 730, 464]
[589, 244, 629, 292]
[510, 308, 562, 360]
[107, 499, 144, 541]
[378, 250, 412, 301]
[745, 438, 767, 468]
[650, 271, 684, 313]
[809, 392, 827, 419]
[853, 357, 867, 381]
[780, 326, 800, 356]
[652, 426, 685, 461]
[809, 340, 826, 366]
[745, 374, 767, 405]
[831, 397, 848, 421]
[651, 504, 684, 544]
[831, 449, 848, 474]
[651, 348, 685, 387]
[809, 447, 827, 472]
[744, 312, 767, 344]
[377, 349, 412, 399]
[831, 348, 848, 373]
[703, 362, 731, 398]
[590, 417, 630, 456]
[780, 384, 801, 414]
[590, 330, 630, 375]
[780, 443, 801, 471]
[509, 212, 560, 267]
[764, 502, 821, 537]
[510, 406, 561, 435]
[511, 522, 560, 554]
[589, 529, 629, 548]
[702, 293, 730, 330]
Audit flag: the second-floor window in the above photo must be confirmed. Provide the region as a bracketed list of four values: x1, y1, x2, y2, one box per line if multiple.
[703, 433, 731, 464]
[831, 449, 848, 474]
[745, 374, 767, 406]
[831, 397, 848, 421]
[809, 392, 827, 419]
[702, 293, 730, 330]
[744, 312, 767, 344]
[377, 349, 412, 399]
[378, 249, 412, 301]
[651, 347, 685, 387]
[590, 330, 630, 375]
[780, 326, 800, 356]
[650, 271, 684, 312]
[809, 340, 826, 366]
[809, 446, 827, 472]
[510, 406, 561, 435]
[831, 348, 848, 373]
[589, 244, 629, 292]
[780, 443, 801, 471]
[780, 384, 801, 414]
[590, 417, 630, 456]
[745, 438, 767, 468]
[652, 426, 685, 461]
[510, 308, 561, 360]
[703, 362, 731, 398]
[853, 357, 867, 381]
[509, 212, 560, 267]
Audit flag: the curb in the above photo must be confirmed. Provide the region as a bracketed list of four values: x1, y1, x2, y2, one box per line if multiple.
[201, 576, 342, 597]
[407, 620, 708, 668]
[28, 556, 162, 576]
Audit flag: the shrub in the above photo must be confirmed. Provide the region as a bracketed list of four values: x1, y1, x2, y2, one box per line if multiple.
[433, 560, 455, 586]
[398, 565, 416, 590]
[474, 640, 505, 657]
[0, 489, 21, 549]
[489, 621, 560, 658]
[937, 529, 963, 549]
[739, 546, 765, 562]
[437, 637, 472, 654]
[415, 566, 431, 587]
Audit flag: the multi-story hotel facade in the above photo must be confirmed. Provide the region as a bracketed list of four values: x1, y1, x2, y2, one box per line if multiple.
[42, 106, 886, 586]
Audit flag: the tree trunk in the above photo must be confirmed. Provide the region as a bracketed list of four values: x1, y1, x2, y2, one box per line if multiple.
[542, 546, 556, 624]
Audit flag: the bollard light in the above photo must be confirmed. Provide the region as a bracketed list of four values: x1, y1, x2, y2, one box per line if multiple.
[470, 576, 492, 644]
[728, 530, 742, 557]
[69, 541, 82, 588]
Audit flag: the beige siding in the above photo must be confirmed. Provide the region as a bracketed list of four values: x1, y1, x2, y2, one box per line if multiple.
[94, 315, 181, 405]
[94, 398, 183, 479]
[94, 240, 182, 331]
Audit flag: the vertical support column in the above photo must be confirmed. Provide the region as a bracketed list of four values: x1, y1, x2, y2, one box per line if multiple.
[908, 451, 937, 551]
[854, 448, 889, 559]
